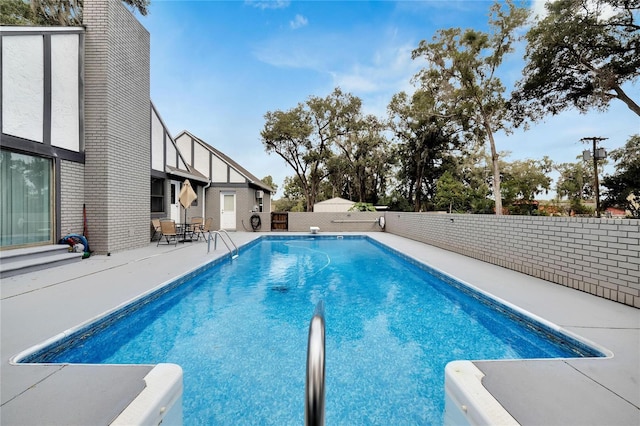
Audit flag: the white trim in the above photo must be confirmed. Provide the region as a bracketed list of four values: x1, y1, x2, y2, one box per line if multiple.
[110, 363, 183, 426]
[1, 26, 84, 33]
[444, 361, 518, 426]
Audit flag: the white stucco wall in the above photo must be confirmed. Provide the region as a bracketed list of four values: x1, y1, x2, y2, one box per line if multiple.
[176, 134, 192, 164]
[229, 168, 245, 183]
[166, 141, 177, 168]
[193, 143, 209, 178]
[151, 109, 164, 171]
[2, 35, 44, 142]
[211, 156, 227, 182]
[50, 34, 80, 151]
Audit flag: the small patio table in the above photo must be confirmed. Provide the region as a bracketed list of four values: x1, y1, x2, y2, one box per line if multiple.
[177, 223, 195, 242]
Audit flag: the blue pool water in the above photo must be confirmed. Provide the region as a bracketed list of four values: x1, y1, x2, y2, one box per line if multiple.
[22, 236, 602, 424]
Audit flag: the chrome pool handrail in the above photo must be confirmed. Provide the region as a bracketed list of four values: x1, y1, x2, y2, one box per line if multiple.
[305, 300, 326, 426]
[207, 230, 238, 258]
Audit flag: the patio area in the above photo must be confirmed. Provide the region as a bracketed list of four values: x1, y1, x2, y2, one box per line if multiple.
[1, 232, 638, 425]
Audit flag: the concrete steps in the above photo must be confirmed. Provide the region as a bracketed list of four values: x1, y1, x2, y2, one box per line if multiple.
[0, 245, 84, 278]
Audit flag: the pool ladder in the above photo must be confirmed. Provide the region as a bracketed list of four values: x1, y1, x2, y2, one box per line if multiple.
[306, 301, 326, 426]
[206, 229, 239, 259]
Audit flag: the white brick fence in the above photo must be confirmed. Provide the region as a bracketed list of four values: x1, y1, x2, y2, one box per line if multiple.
[384, 213, 639, 308]
[269, 211, 638, 308]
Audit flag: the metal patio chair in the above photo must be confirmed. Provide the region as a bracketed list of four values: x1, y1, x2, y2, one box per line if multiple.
[151, 218, 162, 241]
[193, 217, 213, 241]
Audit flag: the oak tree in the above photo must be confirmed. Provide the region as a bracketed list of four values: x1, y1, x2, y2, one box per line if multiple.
[513, 0, 640, 118]
[261, 88, 361, 211]
[602, 135, 640, 216]
[388, 90, 461, 212]
[412, 0, 529, 215]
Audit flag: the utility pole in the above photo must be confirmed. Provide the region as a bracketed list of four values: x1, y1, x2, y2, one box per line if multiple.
[581, 137, 608, 218]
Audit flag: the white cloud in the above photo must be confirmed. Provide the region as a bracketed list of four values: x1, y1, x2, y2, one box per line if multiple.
[253, 27, 425, 120]
[530, 0, 550, 19]
[290, 14, 308, 30]
[245, 0, 290, 10]
[330, 41, 421, 94]
[530, 0, 618, 20]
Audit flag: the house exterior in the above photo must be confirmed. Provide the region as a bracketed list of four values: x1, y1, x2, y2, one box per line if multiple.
[1, 0, 151, 256]
[1, 0, 272, 254]
[1, 26, 87, 250]
[313, 197, 355, 212]
[173, 131, 273, 231]
[150, 112, 273, 232]
[604, 207, 627, 218]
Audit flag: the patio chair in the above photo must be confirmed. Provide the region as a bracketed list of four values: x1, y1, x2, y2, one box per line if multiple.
[157, 219, 178, 246]
[189, 217, 202, 239]
[193, 217, 213, 241]
[151, 218, 162, 241]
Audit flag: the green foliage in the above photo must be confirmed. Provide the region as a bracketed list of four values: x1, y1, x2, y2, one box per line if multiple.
[411, 0, 530, 215]
[434, 171, 466, 213]
[348, 202, 376, 212]
[500, 156, 552, 211]
[434, 151, 496, 214]
[272, 197, 305, 213]
[262, 88, 380, 212]
[571, 201, 595, 216]
[388, 90, 461, 212]
[0, 0, 150, 26]
[513, 0, 640, 119]
[282, 175, 304, 199]
[333, 114, 392, 204]
[260, 175, 278, 193]
[625, 193, 640, 219]
[0, 0, 33, 25]
[556, 160, 594, 203]
[377, 193, 413, 212]
[29, 0, 82, 25]
[122, 0, 150, 16]
[602, 135, 640, 216]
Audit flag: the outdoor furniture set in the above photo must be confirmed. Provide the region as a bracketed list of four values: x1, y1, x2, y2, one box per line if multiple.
[154, 217, 213, 246]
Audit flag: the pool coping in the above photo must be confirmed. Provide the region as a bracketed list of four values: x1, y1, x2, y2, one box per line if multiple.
[13, 234, 609, 365]
[1, 232, 638, 425]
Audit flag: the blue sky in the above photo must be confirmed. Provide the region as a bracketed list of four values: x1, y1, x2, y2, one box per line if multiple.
[139, 0, 639, 198]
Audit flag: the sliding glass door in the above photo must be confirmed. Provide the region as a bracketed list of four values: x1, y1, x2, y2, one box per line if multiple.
[0, 150, 53, 248]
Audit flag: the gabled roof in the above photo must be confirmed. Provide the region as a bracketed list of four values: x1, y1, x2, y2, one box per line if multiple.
[315, 197, 355, 205]
[165, 165, 209, 184]
[175, 130, 274, 193]
[151, 102, 210, 183]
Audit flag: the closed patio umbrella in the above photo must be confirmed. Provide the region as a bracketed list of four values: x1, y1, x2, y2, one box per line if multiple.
[178, 179, 197, 226]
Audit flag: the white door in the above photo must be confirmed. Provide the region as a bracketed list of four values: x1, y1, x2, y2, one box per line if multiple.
[220, 192, 236, 230]
[170, 180, 181, 222]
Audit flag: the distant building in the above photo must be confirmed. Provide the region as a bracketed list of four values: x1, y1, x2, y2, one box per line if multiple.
[314, 197, 355, 212]
[604, 207, 626, 218]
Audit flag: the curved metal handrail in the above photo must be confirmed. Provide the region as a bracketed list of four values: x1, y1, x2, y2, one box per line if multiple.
[216, 229, 238, 257]
[305, 301, 325, 426]
[207, 230, 238, 258]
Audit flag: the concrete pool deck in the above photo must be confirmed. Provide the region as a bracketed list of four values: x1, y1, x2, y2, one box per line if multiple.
[1, 232, 638, 425]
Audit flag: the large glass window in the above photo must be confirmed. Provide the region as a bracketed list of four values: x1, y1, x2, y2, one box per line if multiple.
[0, 150, 53, 247]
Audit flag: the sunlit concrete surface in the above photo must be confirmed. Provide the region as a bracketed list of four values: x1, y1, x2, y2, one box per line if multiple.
[1, 232, 638, 425]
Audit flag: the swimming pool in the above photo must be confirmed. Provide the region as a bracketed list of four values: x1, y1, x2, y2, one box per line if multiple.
[18, 236, 604, 424]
